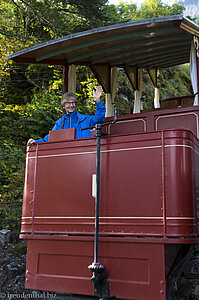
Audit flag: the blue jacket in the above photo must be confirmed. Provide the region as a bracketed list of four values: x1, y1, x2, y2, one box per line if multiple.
[35, 100, 106, 142]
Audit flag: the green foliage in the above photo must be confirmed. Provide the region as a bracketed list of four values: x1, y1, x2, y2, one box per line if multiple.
[1, 64, 34, 105]
[0, 142, 25, 230]
[115, 0, 184, 22]
[13, 240, 27, 255]
[138, 0, 184, 19]
[17, 91, 62, 142]
[158, 65, 192, 99]
[0, 0, 118, 115]
[115, 2, 138, 22]
[0, 0, 117, 43]
[114, 69, 134, 115]
[76, 67, 106, 114]
[0, 91, 62, 230]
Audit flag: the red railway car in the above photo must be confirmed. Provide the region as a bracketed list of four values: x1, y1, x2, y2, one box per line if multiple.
[7, 15, 199, 300]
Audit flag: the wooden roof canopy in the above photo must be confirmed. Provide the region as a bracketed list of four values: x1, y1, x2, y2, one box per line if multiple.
[6, 15, 199, 99]
[7, 15, 199, 69]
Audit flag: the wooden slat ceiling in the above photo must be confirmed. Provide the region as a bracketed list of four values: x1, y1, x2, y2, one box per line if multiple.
[6, 15, 199, 68]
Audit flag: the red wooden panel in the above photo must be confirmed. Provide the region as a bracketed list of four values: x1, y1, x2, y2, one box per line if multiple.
[21, 129, 199, 239]
[155, 112, 198, 138]
[25, 238, 166, 300]
[49, 128, 76, 142]
[21, 150, 36, 233]
[105, 105, 199, 137]
[99, 132, 163, 236]
[22, 132, 164, 236]
[109, 118, 146, 135]
[164, 130, 197, 236]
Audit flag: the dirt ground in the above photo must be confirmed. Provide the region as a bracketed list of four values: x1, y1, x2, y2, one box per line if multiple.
[0, 241, 58, 300]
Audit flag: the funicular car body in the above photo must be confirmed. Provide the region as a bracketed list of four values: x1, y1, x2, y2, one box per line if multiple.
[7, 15, 199, 300]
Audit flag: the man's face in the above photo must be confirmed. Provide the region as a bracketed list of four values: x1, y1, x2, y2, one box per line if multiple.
[64, 97, 77, 114]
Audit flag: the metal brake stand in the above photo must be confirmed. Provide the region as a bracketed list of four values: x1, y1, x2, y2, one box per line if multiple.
[82, 106, 118, 300]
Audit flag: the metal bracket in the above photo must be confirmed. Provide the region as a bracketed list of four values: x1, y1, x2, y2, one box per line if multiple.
[88, 262, 110, 299]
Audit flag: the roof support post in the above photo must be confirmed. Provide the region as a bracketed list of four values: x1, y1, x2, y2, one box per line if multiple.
[62, 64, 77, 94]
[147, 67, 160, 109]
[62, 64, 68, 93]
[68, 64, 77, 93]
[105, 67, 118, 117]
[133, 69, 143, 114]
[90, 64, 118, 117]
[105, 93, 114, 117]
[124, 67, 143, 113]
[154, 87, 160, 109]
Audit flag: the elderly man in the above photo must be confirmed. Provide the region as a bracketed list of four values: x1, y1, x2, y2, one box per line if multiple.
[27, 85, 105, 145]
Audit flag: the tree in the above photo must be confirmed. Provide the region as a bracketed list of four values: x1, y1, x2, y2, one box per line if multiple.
[0, 0, 118, 43]
[0, 0, 119, 105]
[138, 0, 184, 19]
[115, 1, 138, 22]
[115, 0, 184, 22]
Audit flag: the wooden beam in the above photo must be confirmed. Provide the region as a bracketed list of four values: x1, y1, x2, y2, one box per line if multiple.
[140, 52, 189, 65]
[90, 64, 111, 93]
[180, 19, 199, 37]
[140, 54, 188, 69]
[36, 27, 178, 62]
[151, 55, 189, 68]
[111, 42, 189, 66]
[13, 57, 67, 65]
[92, 35, 187, 65]
[147, 68, 158, 88]
[158, 60, 189, 68]
[62, 64, 68, 94]
[69, 34, 186, 64]
[124, 67, 138, 91]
